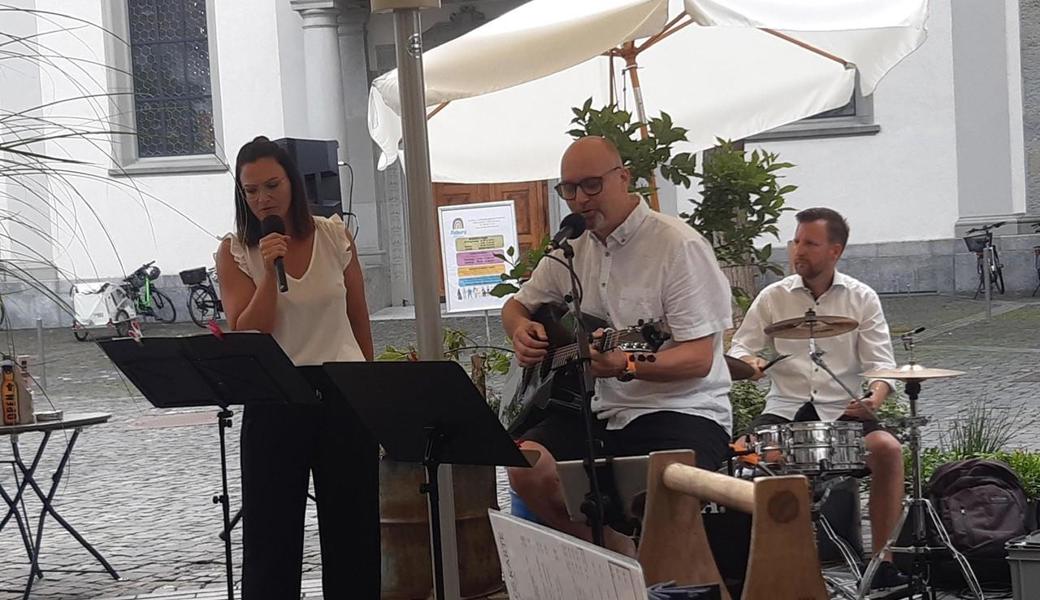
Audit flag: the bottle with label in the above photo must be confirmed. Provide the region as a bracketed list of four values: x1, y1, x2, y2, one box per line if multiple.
[1, 357, 35, 425]
[2, 359, 18, 426]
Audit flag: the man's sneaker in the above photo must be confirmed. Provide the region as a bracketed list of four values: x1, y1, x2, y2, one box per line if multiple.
[870, 561, 911, 590]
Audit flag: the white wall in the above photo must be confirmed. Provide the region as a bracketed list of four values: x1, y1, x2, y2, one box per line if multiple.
[659, 2, 959, 248]
[12, 0, 297, 281]
[750, 1, 958, 246]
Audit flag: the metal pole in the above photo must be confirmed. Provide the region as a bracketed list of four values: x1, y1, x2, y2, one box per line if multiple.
[984, 246, 993, 320]
[372, 1, 458, 597]
[35, 318, 46, 392]
[620, 43, 661, 212]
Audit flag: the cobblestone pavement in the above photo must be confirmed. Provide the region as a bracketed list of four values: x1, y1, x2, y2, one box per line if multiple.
[0, 295, 1036, 599]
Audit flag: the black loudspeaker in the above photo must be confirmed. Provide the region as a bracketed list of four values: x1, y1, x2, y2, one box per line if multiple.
[273, 137, 341, 217]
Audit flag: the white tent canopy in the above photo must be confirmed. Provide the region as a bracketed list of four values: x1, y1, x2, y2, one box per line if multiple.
[369, 0, 928, 183]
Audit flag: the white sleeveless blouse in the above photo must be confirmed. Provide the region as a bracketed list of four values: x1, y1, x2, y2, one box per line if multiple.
[224, 215, 366, 366]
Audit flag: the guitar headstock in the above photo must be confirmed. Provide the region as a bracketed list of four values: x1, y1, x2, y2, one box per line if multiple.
[636, 318, 671, 352]
[595, 319, 672, 354]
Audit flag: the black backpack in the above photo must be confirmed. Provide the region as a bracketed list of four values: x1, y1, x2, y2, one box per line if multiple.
[921, 458, 1031, 586]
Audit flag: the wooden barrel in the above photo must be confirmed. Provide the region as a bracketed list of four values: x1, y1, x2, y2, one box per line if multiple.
[380, 458, 502, 599]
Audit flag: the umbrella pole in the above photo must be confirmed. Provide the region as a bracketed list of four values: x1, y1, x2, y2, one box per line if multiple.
[373, 2, 460, 599]
[621, 42, 661, 212]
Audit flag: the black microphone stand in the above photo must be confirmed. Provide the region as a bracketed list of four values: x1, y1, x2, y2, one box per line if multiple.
[557, 239, 607, 547]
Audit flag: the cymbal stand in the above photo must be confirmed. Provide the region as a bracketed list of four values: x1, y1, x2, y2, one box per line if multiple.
[812, 480, 864, 600]
[855, 331, 984, 600]
[803, 309, 877, 416]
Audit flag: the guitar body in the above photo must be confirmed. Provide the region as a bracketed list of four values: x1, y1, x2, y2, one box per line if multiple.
[505, 304, 611, 437]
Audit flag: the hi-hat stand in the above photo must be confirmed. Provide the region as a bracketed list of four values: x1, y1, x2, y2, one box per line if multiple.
[855, 331, 984, 600]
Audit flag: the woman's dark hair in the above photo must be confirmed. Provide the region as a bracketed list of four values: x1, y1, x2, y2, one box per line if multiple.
[234, 136, 313, 246]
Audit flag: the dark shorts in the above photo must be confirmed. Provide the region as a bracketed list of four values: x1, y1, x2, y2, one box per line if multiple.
[520, 410, 730, 471]
[749, 411, 885, 436]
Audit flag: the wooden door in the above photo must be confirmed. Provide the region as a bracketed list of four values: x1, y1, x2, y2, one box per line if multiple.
[433, 181, 549, 298]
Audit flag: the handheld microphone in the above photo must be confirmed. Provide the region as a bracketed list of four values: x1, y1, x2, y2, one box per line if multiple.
[551, 213, 587, 249]
[260, 215, 289, 293]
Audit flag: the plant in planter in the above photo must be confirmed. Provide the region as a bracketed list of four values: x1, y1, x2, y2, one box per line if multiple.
[681, 140, 795, 312]
[377, 327, 513, 416]
[730, 379, 767, 436]
[908, 399, 1040, 498]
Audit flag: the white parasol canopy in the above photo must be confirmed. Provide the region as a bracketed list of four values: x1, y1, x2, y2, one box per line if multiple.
[368, 0, 927, 184]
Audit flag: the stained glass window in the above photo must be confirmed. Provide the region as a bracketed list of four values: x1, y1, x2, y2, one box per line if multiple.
[127, 0, 215, 157]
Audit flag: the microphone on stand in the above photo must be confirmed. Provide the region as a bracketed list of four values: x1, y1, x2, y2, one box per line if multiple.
[551, 213, 587, 249]
[260, 215, 289, 293]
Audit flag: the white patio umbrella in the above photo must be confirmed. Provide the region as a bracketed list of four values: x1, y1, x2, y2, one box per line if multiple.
[369, 0, 927, 190]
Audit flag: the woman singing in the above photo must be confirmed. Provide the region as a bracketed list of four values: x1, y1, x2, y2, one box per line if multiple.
[215, 136, 379, 598]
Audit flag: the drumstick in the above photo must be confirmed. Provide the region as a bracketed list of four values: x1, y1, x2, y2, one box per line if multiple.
[761, 354, 790, 371]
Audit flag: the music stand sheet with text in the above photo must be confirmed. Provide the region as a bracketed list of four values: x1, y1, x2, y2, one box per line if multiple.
[488, 510, 648, 600]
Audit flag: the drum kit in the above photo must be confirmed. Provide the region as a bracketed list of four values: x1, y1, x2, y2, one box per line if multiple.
[724, 309, 984, 600]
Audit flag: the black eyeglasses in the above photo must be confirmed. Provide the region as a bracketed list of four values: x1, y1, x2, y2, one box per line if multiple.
[554, 166, 623, 200]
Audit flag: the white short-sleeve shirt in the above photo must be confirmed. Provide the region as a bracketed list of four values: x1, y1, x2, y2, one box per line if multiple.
[222, 215, 366, 366]
[514, 200, 734, 433]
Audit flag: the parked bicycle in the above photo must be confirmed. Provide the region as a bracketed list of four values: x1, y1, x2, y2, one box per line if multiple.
[963, 221, 1005, 299]
[1033, 245, 1040, 298]
[122, 261, 176, 323]
[180, 266, 223, 327]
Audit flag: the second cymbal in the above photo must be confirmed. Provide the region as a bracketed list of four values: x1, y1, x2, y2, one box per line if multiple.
[861, 364, 965, 380]
[764, 311, 859, 340]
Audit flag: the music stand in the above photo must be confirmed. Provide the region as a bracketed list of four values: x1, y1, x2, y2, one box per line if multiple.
[98, 332, 316, 600]
[321, 360, 528, 600]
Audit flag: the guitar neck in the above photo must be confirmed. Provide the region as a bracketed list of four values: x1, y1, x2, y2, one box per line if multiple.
[547, 329, 624, 369]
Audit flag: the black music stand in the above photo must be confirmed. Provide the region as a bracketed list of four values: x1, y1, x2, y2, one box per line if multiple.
[321, 360, 528, 600]
[98, 332, 316, 600]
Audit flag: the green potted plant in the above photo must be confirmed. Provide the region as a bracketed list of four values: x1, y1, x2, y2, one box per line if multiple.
[682, 140, 795, 313]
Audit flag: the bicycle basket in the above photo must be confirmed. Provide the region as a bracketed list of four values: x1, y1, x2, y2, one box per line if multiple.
[963, 234, 988, 253]
[179, 267, 208, 285]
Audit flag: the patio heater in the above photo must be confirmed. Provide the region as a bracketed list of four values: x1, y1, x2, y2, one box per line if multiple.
[369, 1, 459, 599]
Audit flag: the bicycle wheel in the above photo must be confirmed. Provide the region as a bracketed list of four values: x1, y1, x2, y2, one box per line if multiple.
[73, 322, 90, 342]
[150, 288, 177, 323]
[974, 255, 984, 299]
[990, 248, 1005, 294]
[188, 286, 218, 327]
[114, 309, 131, 337]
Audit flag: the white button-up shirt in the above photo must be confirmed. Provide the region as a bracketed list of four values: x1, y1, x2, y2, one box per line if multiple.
[729, 272, 897, 422]
[514, 200, 734, 432]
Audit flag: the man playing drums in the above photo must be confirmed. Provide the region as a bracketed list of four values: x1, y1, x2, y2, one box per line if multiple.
[730, 207, 909, 591]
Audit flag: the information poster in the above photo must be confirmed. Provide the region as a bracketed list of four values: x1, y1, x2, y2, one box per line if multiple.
[438, 201, 519, 313]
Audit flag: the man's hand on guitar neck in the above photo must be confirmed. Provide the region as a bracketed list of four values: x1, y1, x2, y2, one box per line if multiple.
[512, 319, 549, 367]
[589, 328, 628, 379]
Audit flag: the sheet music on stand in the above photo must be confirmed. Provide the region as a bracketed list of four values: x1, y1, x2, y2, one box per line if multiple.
[488, 510, 648, 600]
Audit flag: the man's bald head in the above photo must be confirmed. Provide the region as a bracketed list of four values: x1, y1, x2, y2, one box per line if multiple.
[557, 136, 636, 240]
[560, 136, 623, 172]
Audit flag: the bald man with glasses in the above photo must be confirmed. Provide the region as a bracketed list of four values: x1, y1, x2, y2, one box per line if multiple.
[502, 136, 735, 555]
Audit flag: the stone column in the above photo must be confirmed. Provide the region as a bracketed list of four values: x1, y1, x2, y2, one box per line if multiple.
[1020, 0, 1040, 215]
[337, 5, 382, 252]
[951, 0, 1036, 234]
[291, 0, 350, 203]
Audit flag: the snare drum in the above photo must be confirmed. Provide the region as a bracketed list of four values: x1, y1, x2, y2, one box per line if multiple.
[753, 421, 867, 475]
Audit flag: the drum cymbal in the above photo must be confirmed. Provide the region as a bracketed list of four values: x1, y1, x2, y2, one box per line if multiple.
[764, 313, 859, 339]
[725, 355, 756, 381]
[861, 364, 965, 380]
